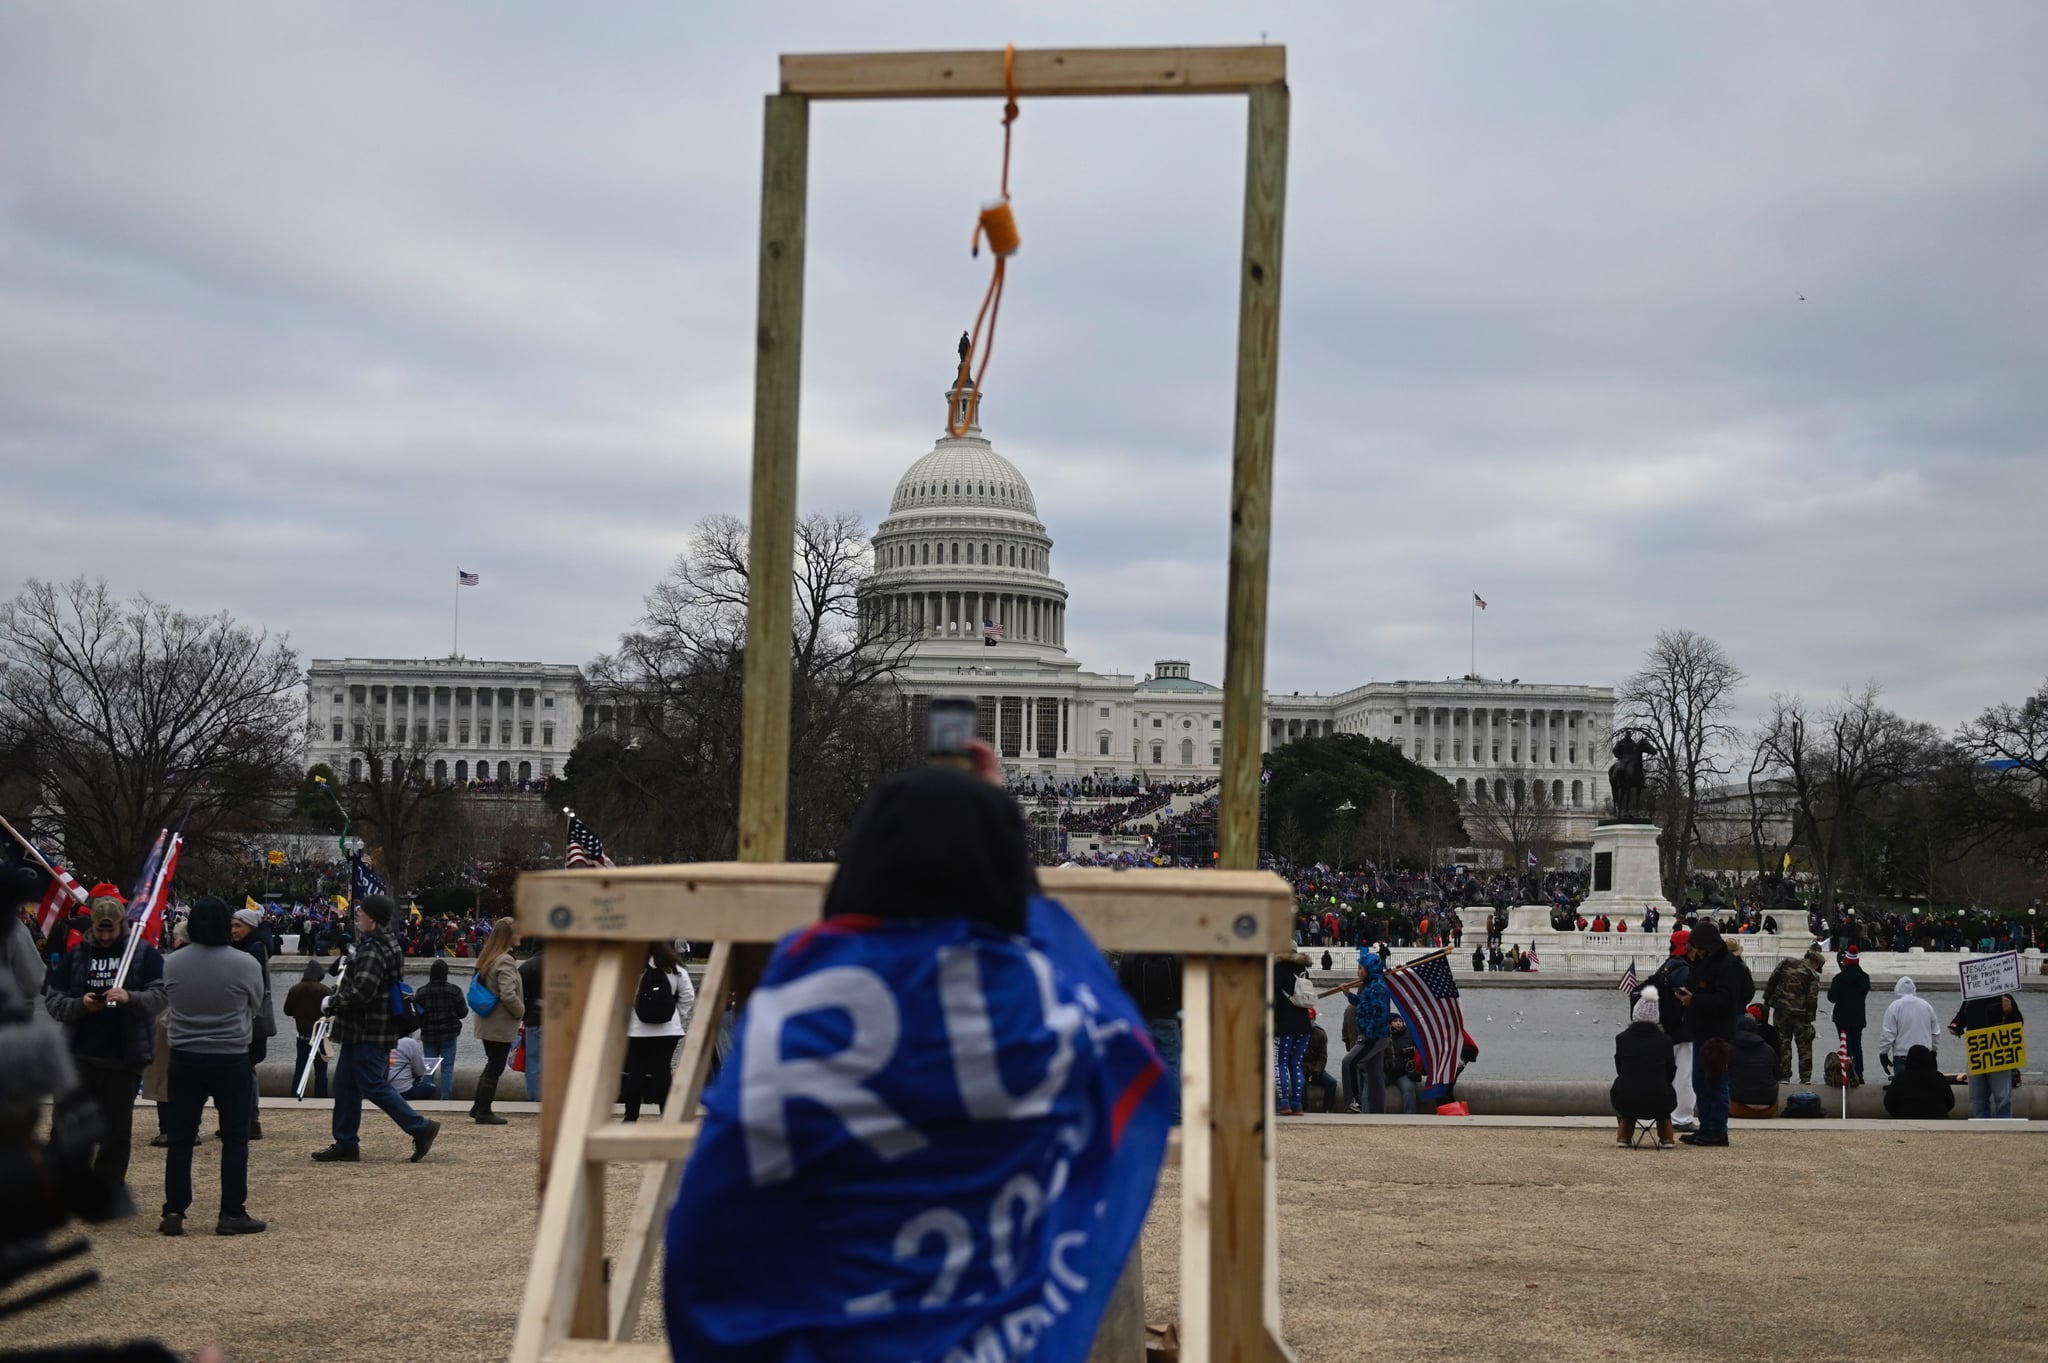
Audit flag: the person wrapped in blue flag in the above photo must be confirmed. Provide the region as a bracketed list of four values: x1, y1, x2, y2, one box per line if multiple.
[666, 756, 1173, 1363]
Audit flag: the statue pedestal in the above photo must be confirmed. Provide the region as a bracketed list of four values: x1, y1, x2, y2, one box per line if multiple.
[1579, 821, 1676, 925]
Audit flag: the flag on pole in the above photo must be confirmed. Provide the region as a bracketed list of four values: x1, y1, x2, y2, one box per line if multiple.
[458, 569, 479, 586]
[1473, 592, 1488, 610]
[34, 861, 90, 937]
[245, 896, 265, 915]
[1617, 958, 1639, 994]
[982, 617, 1003, 647]
[1386, 948, 1469, 1099]
[565, 816, 615, 868]
[351, 853, 388, 901]
[125, 831, 182, 947]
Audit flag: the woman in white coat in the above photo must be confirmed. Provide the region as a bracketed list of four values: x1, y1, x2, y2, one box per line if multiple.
[622, 940, 695, 1122]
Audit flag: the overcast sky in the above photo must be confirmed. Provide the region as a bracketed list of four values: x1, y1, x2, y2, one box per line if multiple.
[5, 3, 2044, 732]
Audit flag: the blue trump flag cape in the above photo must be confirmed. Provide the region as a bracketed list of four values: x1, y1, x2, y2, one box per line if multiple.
[665, 895, 1172, 1363]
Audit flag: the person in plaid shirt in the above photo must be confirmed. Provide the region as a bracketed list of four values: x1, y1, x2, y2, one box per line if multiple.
[310, 895, 441, 1164]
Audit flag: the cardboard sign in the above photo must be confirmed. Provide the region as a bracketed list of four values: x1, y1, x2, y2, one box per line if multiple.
[1959, 951, 2022, 1001]
[1964, 1022, 2026, 1076]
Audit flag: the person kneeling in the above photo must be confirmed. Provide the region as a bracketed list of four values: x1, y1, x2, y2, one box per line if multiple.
[1611, 986, 1676, 1148]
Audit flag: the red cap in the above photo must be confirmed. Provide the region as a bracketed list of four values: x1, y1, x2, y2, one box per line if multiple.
[1843, 946, 1860, 962]
[87, 882, 125, 904]
[1746, 1003, 1765, 1021]
[1669, 928, 1691, 954]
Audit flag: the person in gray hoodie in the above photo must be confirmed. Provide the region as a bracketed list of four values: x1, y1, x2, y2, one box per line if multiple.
[159, 896, 267, 1237]
[1878, 976, 1941, 1077]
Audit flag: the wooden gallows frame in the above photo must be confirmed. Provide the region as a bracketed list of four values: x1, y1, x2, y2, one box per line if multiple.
[510, 44, 1293, 1363]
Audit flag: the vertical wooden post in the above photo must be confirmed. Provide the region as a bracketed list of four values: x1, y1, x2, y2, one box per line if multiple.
[738, 91, 810, 866]
[1206, 78, 1291, 1363]
[538, 941, 599, 1193]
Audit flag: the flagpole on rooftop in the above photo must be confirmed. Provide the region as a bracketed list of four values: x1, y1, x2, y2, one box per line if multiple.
[453, 569, 461, 658]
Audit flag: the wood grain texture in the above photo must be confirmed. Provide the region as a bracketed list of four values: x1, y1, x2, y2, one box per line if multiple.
[1218, 81, 1289, 876]
[1205, 957, 1272, 1363]
[516, 863, 1293, 953]
[781, 45, 1285, 99]
[537, 942, 599, 1194]
[511, 946, 635, 1363]
[737, 92, 809, 866]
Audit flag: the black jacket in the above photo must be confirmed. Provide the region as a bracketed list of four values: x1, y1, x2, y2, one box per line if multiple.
[1883, 1047, 1955, 1119]
[1272, 955, 1313, 1037]
[1682, 929, 1745, 1043]
[1729, 1017, 1779, 1108]
[1610, 1021, 1676, 1122]
[1636, 955, 1691, 1044]
[1827, 963, 1872, 1030]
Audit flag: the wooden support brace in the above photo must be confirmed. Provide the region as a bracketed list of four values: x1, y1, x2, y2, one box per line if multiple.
[781, 45, 1285, 100]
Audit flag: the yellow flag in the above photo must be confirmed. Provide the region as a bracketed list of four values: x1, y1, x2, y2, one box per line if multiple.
[409, 902, 422, 923]
[245, 896, 264, 914]
[333, 894, 350, 913]
[1782, 851, 1792, 873]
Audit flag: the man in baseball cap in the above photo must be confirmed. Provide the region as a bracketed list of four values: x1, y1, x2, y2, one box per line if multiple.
[1633, 928, 1696, 1130]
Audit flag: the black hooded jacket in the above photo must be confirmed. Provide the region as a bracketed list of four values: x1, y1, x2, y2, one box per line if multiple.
[1681, 922, 1745, 1044]
[821, 766, 1037, 935]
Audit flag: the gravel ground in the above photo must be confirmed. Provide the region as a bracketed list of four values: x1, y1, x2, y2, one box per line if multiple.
[9, 1111, 2044, 1362]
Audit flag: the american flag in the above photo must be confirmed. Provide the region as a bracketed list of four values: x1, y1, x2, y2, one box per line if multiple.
[1473, 592, 1487, 610]
[33, 859, 89, 937]
[983, 617, 1003, 647]
[566, 816, 614, 868]
[1617, 958, 1639, 994]
[125, 830, 182, 947]
[1387, 948, 1468, 1099]
[458, 569, 479, 586]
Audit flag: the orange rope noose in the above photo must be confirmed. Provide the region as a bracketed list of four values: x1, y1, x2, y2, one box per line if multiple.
[948, 44, 1020, 437]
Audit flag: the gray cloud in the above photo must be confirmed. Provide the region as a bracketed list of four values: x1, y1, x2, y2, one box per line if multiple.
[3, 2, 2044, 732]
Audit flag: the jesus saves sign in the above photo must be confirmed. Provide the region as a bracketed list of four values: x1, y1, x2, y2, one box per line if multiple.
[665, 897, 1172, 1363]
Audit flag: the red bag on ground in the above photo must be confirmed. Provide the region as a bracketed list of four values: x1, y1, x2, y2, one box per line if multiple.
[510, 1027, 527, 1073]
[1436, 1101, 1470, 1117]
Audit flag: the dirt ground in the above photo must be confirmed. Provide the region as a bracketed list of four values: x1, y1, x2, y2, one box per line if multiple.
[8, 1110, 2045, 1362]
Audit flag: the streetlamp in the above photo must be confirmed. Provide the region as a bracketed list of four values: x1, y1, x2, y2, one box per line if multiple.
[312, 774, 352, 897]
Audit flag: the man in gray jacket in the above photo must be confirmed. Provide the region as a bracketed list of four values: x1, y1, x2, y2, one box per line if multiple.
[159, 896, 267, 1236]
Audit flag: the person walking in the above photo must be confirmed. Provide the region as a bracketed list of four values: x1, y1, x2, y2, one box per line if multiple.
[1826, 945, 1872, 1080]
[1877, 976, 1941, 1078]
[159, 896, 266, 1235]
[517, 940, 545, 1101]
[283, 959, 331, 1099]
[1610, 986, 1676, 1148]
[46, 887, 167, 1215]
[413, 958, 468, 1100]
[623, 940, 695, 1122]
[229, 908, 276, 1140]
[1673, 920, 1741, 1147]
[467, 917, 524, 1125]
[1271, 950, 1314, 1117]
[310, 894, 440, 1163]
[1340, 953, 1392, 1114]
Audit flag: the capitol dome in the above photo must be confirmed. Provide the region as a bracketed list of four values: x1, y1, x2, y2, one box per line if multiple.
[861, 372, 1072, 663]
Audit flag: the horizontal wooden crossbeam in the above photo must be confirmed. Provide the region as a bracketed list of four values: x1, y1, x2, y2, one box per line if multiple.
[780, 45, 1285, 100]
[516, 862, 1295, 955]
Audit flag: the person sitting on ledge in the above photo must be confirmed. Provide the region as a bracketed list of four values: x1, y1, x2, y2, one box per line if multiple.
[1611, 986, 1677, 1147]
[1728, 1011, 1780, 1118]
[1882, 1044, 1956, 1120]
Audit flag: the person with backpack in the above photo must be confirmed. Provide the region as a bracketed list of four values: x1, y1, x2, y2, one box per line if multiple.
[467, 917, 525, 1125]
[310, 894, 440, 1164]
[623, 940, 694, 1122]
[413, 958, 468, 1100]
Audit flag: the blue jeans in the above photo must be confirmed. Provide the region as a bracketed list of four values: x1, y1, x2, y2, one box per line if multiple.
[332, 1041, 430, 1147]
[1274, 1033, 1309, 1112]
[164, 1051, 252, 1218]
[524, 1026, 543, 1102]
[1145, 1016, 1180, 1124]
[1391, 1073, 1420, 1115]
[1968, 1069, 2015, 1119]
[427, 1037, 461, 1100]
[1693, 1041, 1732, 1139]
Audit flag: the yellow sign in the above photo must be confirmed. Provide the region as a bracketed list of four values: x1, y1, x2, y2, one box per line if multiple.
[267, 849, 286, 865]
[1964, 1022, 2026, 1076]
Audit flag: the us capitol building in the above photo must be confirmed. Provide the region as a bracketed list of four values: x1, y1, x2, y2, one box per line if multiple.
[861, 379, 1616, 832]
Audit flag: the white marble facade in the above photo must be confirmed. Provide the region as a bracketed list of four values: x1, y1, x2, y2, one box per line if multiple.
[860, 382, 1617, 820]
[304, 657, 585, 786]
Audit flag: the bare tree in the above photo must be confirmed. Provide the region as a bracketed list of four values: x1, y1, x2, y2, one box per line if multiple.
[572, 512, 917, 862]
[1946, 677, 2048, 866]
[0, 578, 301, 887]
[1461, 770, 1565, 883]
[1618, 629, 1744, 901]
[1751, 684, 1939, 914]
[329, 704, 462, 897]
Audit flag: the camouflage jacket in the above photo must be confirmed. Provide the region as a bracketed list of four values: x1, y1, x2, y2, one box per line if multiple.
[1766, 958, 1822, 1021]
